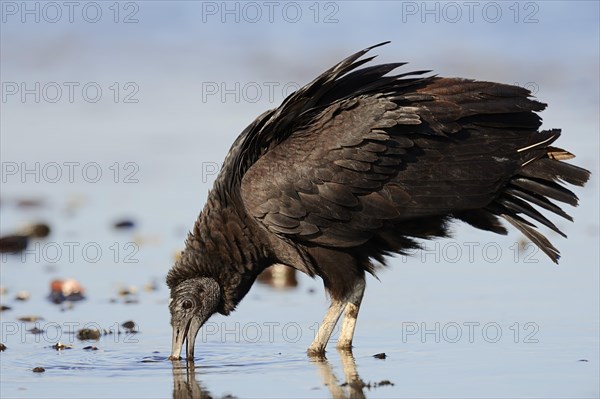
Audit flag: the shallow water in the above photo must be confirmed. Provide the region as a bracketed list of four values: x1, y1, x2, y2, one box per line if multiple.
[1, 2, 599, 398]
[2, 216, 598, 397]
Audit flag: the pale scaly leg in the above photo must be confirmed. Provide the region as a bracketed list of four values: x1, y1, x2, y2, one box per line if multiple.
[336, 277, 366, 350]
[308, 299, 346, 356]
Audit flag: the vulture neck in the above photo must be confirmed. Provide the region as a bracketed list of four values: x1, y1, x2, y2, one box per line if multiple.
[182, 194, 271, 315]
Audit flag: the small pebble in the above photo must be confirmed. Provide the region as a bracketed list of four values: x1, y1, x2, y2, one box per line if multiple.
[0, 235, 29, 253]
[77, 329, 101, 340]
[15, 291, 30, 301]
[114, 220, 135, 229]
[578, 359, 589, 362]
[18, 315, 43, 322]
[1, 305, 11, 312]
[49, 279, 85, 304]
[28, 327, 44, 335]
[83, 346, 98, 351]
[143, 279, 159, 292]
[117, 285, 139, 304]
[51, 342, 72, 350]
[62, 279, 85, 298]
[32, 367, 45, 373]
[17, 198, 45, 208]
[0, 343, 6, 351]
[121, 320, 137, 331]
[19, 223, 51, 238]
[117, 286, 138, 296]
[373, 352, 387, 359]
[343, 379, 395, 389]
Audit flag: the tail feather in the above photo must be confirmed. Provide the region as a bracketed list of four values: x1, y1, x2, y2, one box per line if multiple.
[504, 187, 573, 222]
[454, 209, 508, 235]
[510, 177, 579, 206]
[519, 156, 590, 186]
[502, 214, 561, 263]
[547, 146, 576, 161]
[482, 137, 590, 263]
[497, 194, 566, 237]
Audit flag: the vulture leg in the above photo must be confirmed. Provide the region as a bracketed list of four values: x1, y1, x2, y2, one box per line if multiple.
[308, 275, 367, 355]
[308, 299, 346, 356]
[337, 276, 366, 350]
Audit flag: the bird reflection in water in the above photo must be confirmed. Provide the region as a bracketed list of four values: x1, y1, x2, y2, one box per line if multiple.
[171, 361, 213, 399]
[170, 351, 376, 399]
[311, 349, 367, 399]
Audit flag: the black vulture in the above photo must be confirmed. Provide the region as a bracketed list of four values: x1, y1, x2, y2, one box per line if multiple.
[167, 42, 590, 360]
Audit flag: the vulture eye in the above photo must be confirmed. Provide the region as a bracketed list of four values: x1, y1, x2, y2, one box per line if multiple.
[182, 299, 193, 310]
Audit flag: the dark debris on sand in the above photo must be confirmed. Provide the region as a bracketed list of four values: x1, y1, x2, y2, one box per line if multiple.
[121, 320, 138, 333]
[50, 342, 72, 350]
[114, 220, 135, 229]
[341, 379, 395, 389]
[76, 329, 102, 340]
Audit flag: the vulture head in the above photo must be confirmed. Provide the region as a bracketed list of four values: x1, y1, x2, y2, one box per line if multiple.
[168, 277, 220, 361]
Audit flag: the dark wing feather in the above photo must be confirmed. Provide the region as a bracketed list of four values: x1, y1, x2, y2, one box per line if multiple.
[215, 42, 433, 195]
[226, 43, 588, 263]
[239, 83, 540, 248]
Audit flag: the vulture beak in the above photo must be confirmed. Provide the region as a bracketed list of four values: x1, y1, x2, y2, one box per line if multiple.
[167, 277, 221, 361]
[169, 316, 203, 361]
